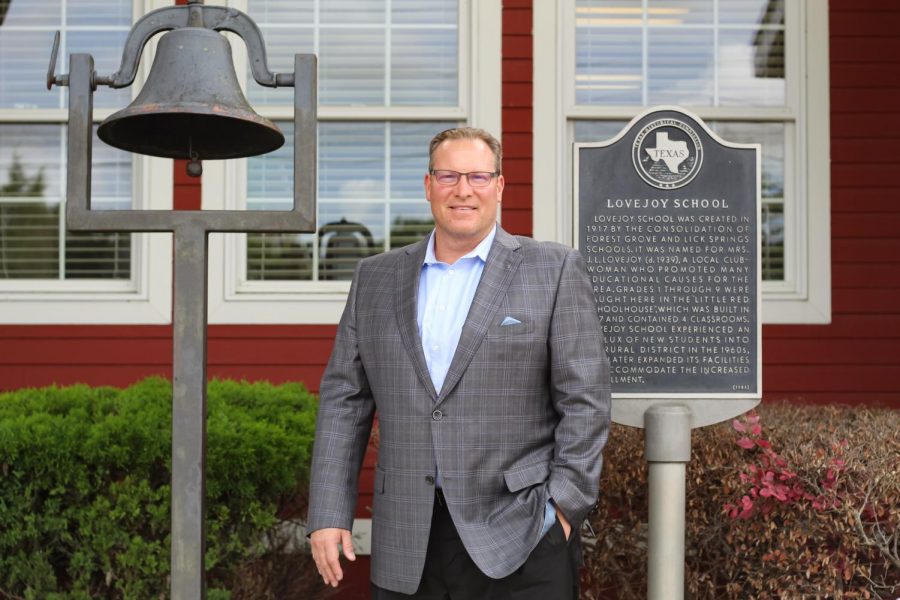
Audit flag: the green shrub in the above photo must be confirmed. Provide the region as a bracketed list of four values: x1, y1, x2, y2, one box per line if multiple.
[583, 403, 900, 599]
[0, 377, 320, 599]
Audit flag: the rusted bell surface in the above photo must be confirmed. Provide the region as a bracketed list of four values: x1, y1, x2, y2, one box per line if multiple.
[97, 27, 284, 160]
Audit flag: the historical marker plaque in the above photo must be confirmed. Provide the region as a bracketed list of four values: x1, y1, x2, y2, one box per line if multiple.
[575, 107, 762, 427]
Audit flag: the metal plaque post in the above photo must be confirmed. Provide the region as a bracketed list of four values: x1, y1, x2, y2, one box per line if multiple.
[645, 404, 691, 599]
[49, 4, 317, 598]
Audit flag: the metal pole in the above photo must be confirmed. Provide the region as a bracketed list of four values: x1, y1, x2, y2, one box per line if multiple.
[171, 224, 209, 599]
[644, 404, 692, 600]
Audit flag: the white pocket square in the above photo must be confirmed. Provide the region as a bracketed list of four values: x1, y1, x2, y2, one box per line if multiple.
[500, 316, 522, 326]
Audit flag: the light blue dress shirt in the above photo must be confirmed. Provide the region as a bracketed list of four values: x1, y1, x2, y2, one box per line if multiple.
[417, 226, 495, 394]
[416, 226, 557, 539]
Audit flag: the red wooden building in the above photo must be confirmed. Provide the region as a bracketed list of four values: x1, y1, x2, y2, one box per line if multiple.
[1, 1, 897, 597]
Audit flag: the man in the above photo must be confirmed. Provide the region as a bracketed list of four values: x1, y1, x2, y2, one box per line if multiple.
[308, 127, 610, 599]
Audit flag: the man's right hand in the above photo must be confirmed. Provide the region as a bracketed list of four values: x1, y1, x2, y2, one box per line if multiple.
[310, 527, 356, 587]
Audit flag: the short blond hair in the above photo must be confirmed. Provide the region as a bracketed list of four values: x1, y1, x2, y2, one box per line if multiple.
[428, 127, 502, 174]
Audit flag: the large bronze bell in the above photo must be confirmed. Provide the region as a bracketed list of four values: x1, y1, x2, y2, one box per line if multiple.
[97, 27, 283, 162]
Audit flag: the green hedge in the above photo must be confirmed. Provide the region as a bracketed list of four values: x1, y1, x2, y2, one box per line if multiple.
[0, 377, 318, 599]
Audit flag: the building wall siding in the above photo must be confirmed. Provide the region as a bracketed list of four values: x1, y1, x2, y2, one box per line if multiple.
[762, 0, 900, 408]
[500, 0, 533, 237]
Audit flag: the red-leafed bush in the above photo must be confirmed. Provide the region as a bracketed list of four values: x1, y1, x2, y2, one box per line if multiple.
[581, 403, 899, 599]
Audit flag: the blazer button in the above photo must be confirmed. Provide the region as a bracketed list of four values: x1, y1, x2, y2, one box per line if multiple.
[432, 409, 443, 420]
[425, 475, 435, 485]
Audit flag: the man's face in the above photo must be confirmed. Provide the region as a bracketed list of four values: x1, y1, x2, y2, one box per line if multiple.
[425, 138, 504, 253]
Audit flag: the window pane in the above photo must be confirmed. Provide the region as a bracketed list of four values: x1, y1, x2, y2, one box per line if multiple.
[648, 0, 713, 25]
[576, 0, 642, 26]
[320, 122, 385, 199]
[0, 124, 63, 200]
[761, 203, 783, 281]
[65, 230, 131, 279]
[247, 233, 314, 281]
[67, 0, 131, 27]
[575, 25, 642, 105]
[0, 0, 61, 27]
[246, 0, 313, 23]
[0, 30, 60, 109]
[718, 28, 784, 106]
[392, 0, 456, 25]
[647, 27, 714, 105]
[719, 0, 783, 26]
[320, 27, 385, 105]
[0, 123, 59, 278]
[0, 203, 60, 279]
[320, 0, 385, 24]
[391, 28, 457, 106]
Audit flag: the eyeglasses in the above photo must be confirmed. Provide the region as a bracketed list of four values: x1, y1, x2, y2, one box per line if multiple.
[429, 169, 499, 187]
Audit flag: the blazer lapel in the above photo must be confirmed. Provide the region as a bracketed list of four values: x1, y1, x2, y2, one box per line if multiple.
[437, 228, 523, 402]
[396, 238, 439, 401]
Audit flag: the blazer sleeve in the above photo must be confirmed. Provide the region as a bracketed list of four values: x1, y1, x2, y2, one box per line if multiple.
[546, 248, 612, 526]
[306, 263, 377, 534]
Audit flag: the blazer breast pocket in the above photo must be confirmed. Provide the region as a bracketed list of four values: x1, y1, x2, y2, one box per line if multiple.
[481, 319, 545, 367]
[486, 320, 535, 337]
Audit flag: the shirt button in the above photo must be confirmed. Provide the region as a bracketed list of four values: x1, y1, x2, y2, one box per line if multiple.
[431, 344, 439, 351]
[432, 409, 443, 420]
[439, 305, 446, 311]
[425, 475, 435, 485]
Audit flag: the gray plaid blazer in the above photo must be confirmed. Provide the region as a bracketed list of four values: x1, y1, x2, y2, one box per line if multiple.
[307, 226, 611, 594]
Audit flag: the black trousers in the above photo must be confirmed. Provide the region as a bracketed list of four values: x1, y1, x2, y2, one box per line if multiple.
[372, 490, 580, 600]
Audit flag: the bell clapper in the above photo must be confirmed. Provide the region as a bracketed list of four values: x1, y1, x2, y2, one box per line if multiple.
[187, 143, 203, 178]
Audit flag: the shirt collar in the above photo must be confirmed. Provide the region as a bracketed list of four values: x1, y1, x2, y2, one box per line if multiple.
[423, 224, 497, 266]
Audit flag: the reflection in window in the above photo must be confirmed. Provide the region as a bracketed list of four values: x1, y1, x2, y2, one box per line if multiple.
[0, 125, 132, 280]
[318, 218, 376, 281]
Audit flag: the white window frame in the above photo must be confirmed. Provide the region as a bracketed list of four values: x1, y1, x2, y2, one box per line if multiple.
[206, 0, 502, 324]
[0, 0, 173, 324]
[533, 0, 830, 324]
